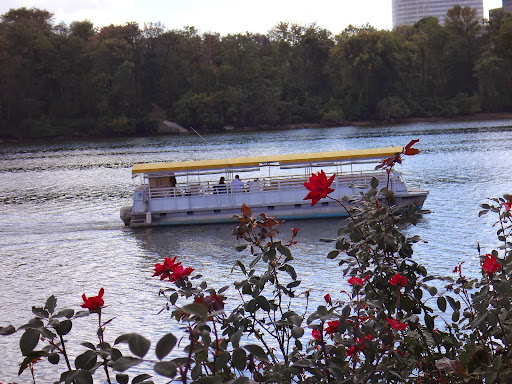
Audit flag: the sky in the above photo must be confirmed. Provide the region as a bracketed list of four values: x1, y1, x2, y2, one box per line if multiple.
[0, 0, 505, 36]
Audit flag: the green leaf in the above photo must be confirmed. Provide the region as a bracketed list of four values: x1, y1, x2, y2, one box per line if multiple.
[115, 333, 132, 345]
[81, 342, 96, 350]
[249, 255, 261, 269]
[133, 374, 153, 383]
[182, 303, 208, 318]
[45, 295, 57, 314]
[54, 319, 72, 336]
[255, 296, 270, 312]
[243, 344, 268, 362]
[48, 352, 60, 364]
[111, 348, 123, 361]
[153, 361, 177, 378]
[197, 377, 223, 384]
[291, 326, 304, 339]
[20, 328, 40, 355]
[278, 264, 297, 281]
[371, 177, 379, 189]
[73, 369, 93, 384]
[446, 296, 461, 311]
[75, 310, 90, 318]
[236, 245, 248, 252]
[350, 230, 362, 243]
[110, 356, 143, 371]
[129, 333, 151, 358]
[191, 362, 202, 380]
[215, 351, 230, 371]
[424, 314, 434, 331]
[218, 285, 230, 294]
[426, 286, 437, 296]
[277, 244, 291, 258]
[0, 324, 16, 335]
[287, 280, 301, 289]
[437, 297, 447, 312]
[54, 309, 74, 319]
[116, 373, 129, 384]
[230, 329, 243, 349]
[18, 351, 46, 375]
[32, 306, 49, 319]
[155, 333, 177, 360]
[75, 350, 97, 370]
[471, 313, 487, 329]
[39, 326, 56, 340]
[486, 371, 497, 384]
[327, 250, 339, 259]
[228, 377, 250, 384]
[231, 348, 247, 370]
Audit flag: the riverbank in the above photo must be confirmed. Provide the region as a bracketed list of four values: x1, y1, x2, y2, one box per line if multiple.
[2, 112, 512, 143]
[235, 112, 512, 132]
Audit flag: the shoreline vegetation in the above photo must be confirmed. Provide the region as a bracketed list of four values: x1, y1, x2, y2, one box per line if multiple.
[1, 5, 512, 142]
[2, 112, 512, 144]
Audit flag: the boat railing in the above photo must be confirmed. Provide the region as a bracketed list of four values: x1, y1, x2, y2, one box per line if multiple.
[145, 169, 398, 200]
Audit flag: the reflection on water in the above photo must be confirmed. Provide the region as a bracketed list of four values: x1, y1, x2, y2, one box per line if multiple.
[1, 119, 512, 381]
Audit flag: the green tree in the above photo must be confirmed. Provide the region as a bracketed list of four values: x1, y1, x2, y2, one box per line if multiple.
[444, 5, 482, 98]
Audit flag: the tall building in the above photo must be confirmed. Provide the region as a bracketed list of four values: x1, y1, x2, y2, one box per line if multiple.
[504, 0, 512, 12]
[392, 0, 484, 28]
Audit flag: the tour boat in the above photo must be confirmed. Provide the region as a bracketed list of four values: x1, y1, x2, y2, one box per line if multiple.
[120, 146, 428, 227]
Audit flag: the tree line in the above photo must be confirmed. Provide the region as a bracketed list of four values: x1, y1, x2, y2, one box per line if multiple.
[1, 6, 512, 139]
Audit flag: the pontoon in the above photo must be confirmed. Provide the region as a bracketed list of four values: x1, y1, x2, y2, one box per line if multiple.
[120, 147, 428, 227]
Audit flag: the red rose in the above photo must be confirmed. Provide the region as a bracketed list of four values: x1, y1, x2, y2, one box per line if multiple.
[346, 345, 357, 356]
[81, 288, 104, 311]
[324, 293, 332, 305]
[170, 265, 194, 282]
[390, 273, 408, 288]
[303, 170, 335, 206]
[348, 275, 370, 286]
[482, 254, 501, 275]
[348, 277, 363, 286]
[324, 320, 339, 335]
[346, 335, 373, 356]
[387, 318, 408, 330]
[194, 294, 224, 312]
[504, 201, 512, 211]
[153, 256, 180, 280]
[153, 257, 194, 282]
[312, 329, 321, 340]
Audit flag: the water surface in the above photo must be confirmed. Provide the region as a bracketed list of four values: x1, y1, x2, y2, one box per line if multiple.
[1, 120, 512, 382]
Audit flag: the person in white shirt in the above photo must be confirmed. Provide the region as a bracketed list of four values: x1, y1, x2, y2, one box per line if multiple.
[231, 174, 243, 192]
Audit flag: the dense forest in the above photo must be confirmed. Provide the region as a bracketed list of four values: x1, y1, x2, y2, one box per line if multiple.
[1, 6, 512, 139]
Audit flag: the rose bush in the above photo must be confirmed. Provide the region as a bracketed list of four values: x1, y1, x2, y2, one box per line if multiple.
[2, 140, 512, 383]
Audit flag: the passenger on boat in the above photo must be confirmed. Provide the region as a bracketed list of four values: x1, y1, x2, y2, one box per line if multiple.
[214, 177, 227, 194]
[231, 174, 243, 192]
[249, 178, 261, 192]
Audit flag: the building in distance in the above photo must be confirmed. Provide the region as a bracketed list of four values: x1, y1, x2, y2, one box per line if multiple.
[501, 0, 512, 12]
[392, 0, 484, 28]
[489, 0, 512, 20]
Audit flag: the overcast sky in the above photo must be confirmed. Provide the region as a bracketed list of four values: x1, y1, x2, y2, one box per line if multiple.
[0, 0, 504, 36]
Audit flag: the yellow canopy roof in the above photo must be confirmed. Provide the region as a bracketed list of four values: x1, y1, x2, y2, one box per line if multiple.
[132, 146, 404, 175]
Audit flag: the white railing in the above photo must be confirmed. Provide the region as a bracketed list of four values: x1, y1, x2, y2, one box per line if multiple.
[145, 170, 395, 201]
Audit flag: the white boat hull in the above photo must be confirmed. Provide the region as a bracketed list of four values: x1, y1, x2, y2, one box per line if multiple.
[121, 174, 428, 227]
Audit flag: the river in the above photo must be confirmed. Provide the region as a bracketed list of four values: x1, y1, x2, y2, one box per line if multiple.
[1, 119, 512, 382]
